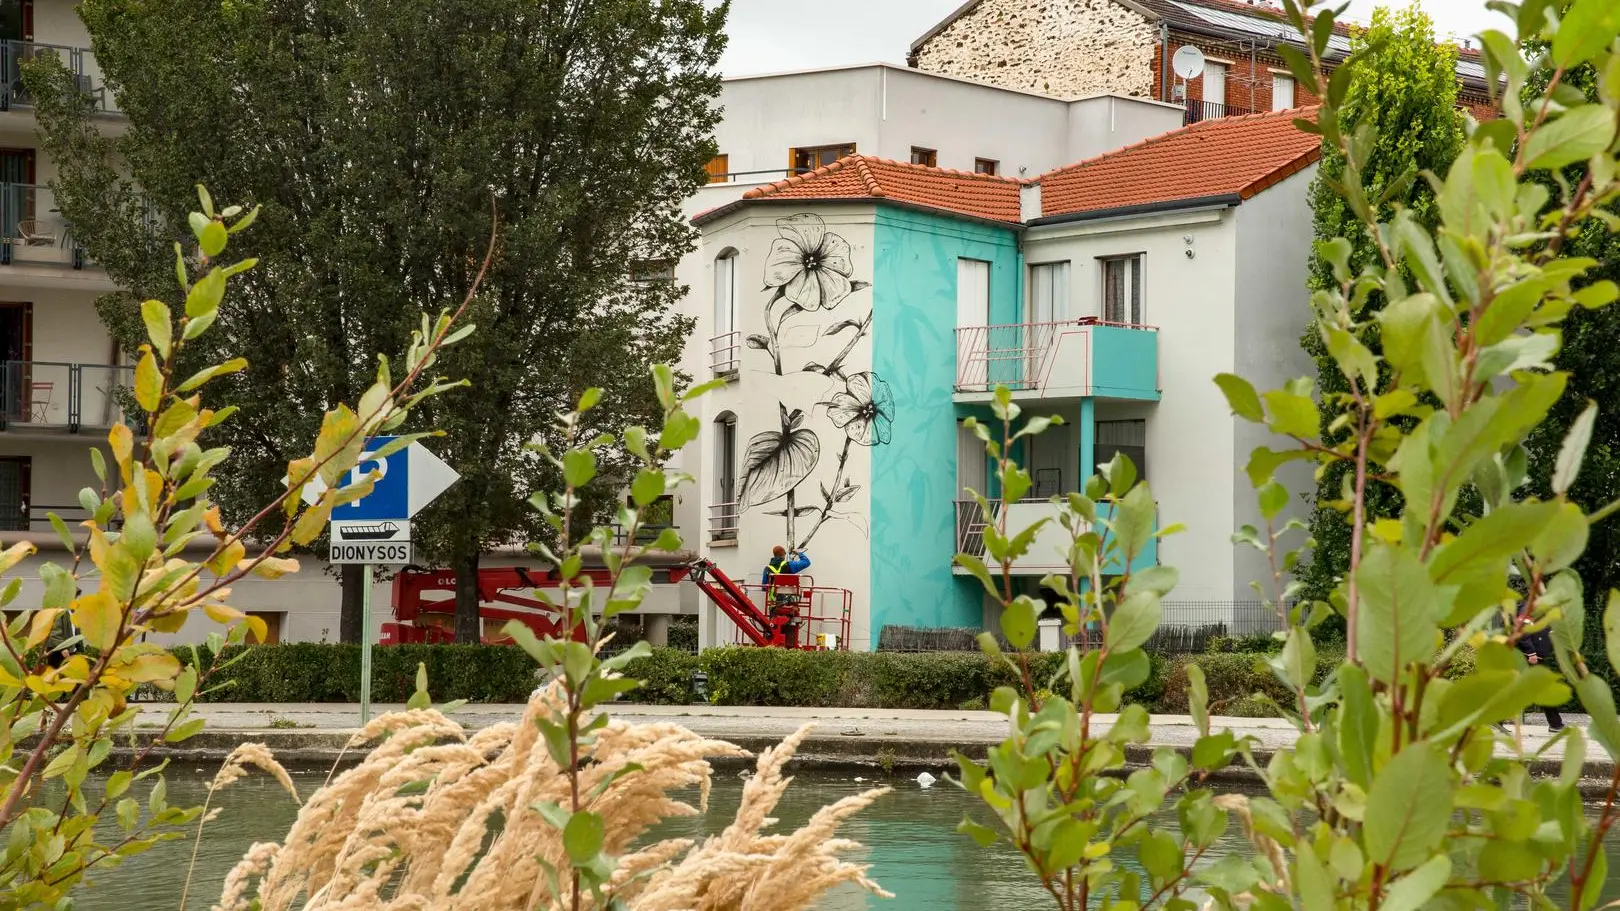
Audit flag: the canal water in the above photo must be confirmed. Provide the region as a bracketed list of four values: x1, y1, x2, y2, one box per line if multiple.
[66, 766, 1620, 910]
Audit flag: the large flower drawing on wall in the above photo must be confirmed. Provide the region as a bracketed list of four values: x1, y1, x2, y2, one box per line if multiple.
[739, 404, 822, 544]
[792, 372, 896, 550]
[823, 371, 894, 446]
[749, 214, 870, 375]
[763, 214, 863, 310]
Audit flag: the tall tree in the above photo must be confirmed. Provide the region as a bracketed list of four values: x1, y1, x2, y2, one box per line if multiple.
[31, 0, 718, 641]
[1296, 4, 1465, 600]
[1521, 51, 1620, 680]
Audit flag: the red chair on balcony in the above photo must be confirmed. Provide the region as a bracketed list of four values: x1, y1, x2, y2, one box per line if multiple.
[27, 381, 51, 423]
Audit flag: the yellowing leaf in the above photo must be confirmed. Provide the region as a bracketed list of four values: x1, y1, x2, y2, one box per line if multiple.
[108, 424, 134, 483]
[0, 540, 36, 575]
[357, 381, 391, 429]
[72, 592, 123, 651]
[313, 405, 361, 486]
[26, 608, 62, 650]
[99, 541, 142, 602]
[110, 651, 180, 684]
[290, 504, 331, 546]
[56, 654, 91, 682]
[134, 347, 162, 413]
[153, 397, 200, 440]
[205, 540, 246, 577]
[245, 615, 269, 644]
[201, 603, 244, 625]
[141, 299, 173, 359]
[247, 556, 300, 580]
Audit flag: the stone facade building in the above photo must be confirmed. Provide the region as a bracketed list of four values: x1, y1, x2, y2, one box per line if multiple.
[909, 0, 1497, 122]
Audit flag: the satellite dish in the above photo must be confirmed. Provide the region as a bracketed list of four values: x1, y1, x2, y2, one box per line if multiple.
[1172, 45, 1207, 80]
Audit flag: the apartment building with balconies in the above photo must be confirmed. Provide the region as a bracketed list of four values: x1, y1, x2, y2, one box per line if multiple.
[687, 108, 1320, 649]
[0, 1, 126, 538]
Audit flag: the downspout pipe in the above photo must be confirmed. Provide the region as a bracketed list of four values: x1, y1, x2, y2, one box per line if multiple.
[1160, 20, 1170, 101]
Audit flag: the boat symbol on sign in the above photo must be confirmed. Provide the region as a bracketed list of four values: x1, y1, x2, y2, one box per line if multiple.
[338, 521, 401, 541]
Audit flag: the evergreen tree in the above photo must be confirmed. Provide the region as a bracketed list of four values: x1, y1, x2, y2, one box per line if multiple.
[1522, 52, 1620, 682]
[29, 0, 721, 641]
[1297, 4, 1465, 599]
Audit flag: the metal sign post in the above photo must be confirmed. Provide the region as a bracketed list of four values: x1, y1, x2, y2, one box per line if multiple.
[284, 436, 460, 726]
[359, 564, 374, 724]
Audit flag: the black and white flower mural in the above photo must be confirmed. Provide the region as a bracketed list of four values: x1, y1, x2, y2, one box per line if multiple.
[737, 214, 894, 550]
[749, 214, 872, 377]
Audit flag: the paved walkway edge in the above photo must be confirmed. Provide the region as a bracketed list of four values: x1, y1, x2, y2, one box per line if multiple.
[105, 728, 1620, 800]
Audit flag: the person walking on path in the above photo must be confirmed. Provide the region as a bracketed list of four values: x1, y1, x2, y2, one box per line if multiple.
[1515, 626, 1565, 732]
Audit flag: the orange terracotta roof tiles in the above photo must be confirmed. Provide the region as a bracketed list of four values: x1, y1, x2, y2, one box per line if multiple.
[736, 155, 1025, 224]
[1038, 106, 1321, 219]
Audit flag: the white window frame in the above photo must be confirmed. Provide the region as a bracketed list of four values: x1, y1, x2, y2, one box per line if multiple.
[1203, 61, 1228, 109]
[1027, 261, 1071, 324]
[1271, 73, 1295, 111]
[713, 250, 737, 336]
[956, 258, 990, 329]
[1101, 254, 1144, 325]
[713, 414, 739, 539]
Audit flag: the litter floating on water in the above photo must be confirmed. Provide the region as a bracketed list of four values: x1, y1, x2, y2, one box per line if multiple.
[916, 772, 937, 789]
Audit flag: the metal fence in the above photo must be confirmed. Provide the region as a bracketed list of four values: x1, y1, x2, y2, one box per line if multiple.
[0, 360, 135, 432]
[1182, 99, 1252, 124]
[0, 41, 119, 114]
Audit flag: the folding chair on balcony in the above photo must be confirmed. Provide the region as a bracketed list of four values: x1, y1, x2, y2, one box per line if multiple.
[27, 381, 52, 423]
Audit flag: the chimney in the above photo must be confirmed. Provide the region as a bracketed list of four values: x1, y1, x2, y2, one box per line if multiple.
[1021, 182, 1043, 223]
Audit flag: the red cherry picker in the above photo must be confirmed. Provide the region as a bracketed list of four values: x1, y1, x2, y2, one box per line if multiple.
[384, 549, 851, 650]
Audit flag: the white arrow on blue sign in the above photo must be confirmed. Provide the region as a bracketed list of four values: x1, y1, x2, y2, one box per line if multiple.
[291, 436, 461, 521]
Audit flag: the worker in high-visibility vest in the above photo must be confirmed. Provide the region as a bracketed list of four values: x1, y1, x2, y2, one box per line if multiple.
[760, 545, 811, 605]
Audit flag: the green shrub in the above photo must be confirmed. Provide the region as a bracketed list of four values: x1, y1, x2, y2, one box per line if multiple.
[146, 641, 1307, 716]
[698, 646, 853, 706]
[1206, 633, 1284, 654]
[621, 647, 701, 704]
[666, 616, 698, 652]
[172, 643, 541, 703]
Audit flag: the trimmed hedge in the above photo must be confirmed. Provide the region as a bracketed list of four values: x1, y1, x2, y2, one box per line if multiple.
[175, 643, 543, 703]
[160, 642, 1472, 716]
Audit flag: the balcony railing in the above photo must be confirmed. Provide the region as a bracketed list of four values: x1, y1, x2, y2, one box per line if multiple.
[610, 523, 677, 547]
[3, 503, 122, 533]
[955, 498, 1157, 574]
[0, 184, 88, 268]
[708, 501, 739, 540]
[0, 361, 134, 432]
[954, 318, 1159, 401]
[0, 41, 119, 114]
[705, 168, 812, 186]
[1183, 99, 1251, 124]
[709, 330, 740, 377]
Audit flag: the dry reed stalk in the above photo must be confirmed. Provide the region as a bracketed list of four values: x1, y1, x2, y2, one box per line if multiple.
[216, 683, 889, 911]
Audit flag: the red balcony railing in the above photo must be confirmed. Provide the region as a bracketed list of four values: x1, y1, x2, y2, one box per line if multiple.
[954, 317, 1154, 394]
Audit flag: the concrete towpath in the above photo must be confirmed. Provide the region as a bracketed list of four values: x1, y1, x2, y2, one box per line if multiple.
[132, 702, 1603, 791]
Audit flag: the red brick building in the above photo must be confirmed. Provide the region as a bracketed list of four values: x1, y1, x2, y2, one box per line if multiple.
[908, 0, 1496, 123]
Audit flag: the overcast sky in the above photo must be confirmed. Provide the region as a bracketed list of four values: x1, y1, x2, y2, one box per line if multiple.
[716, 0, 1507, 76]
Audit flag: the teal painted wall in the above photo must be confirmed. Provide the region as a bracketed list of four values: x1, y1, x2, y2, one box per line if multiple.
[870, 208, 1019, 634]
